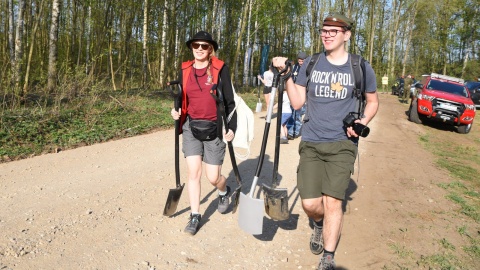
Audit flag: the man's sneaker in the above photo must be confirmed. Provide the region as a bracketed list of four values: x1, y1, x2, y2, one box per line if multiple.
[317, 254, 335, 270]
[217, 186, 230, 213]
[280, 137, 289, 144]
[184, 213, 201, 235]
[310, 220, 324, 255]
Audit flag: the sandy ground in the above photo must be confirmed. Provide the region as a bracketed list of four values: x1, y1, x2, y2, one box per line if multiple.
[0, 93, 478, 270]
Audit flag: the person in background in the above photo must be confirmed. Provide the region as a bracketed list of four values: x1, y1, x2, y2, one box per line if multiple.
[403, 74, 414, 103]
[257, 65, 274, 116]
[170, 31, 237, 235]
[272, 13, 379, 269]
[280, 90, 292, 144]
[287, 51, 307, 139]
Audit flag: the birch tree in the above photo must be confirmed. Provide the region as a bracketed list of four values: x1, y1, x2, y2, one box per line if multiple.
[159, 0, 169, 86]
[242, 0, 253, 85]
[13, 0, 26, 92]
[47, 0, 61, 92]
[142, 0, 148, 87]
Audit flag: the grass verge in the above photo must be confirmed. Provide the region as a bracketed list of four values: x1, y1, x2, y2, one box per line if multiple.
[415, 114, 480, 268]
[1, 87, 262, 163]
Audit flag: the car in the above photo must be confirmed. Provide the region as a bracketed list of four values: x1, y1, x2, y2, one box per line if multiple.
[465, 81, 480, 108]
[408, 73, 476, 134]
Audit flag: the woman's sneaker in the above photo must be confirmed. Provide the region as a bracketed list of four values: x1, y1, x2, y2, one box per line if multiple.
[184, 213, 201, 235]
[310, 221, 324, 255]
[217, 186, 230, 213]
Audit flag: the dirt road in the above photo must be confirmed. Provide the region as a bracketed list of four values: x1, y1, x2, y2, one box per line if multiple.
[0, 94, 477, 269]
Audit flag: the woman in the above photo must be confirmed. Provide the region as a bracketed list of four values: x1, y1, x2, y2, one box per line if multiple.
[257, 65, 274, 115]
[170, 31, 237, 235]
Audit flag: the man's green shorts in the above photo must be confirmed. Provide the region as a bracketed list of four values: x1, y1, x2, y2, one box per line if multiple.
[297, 140, 357, 200]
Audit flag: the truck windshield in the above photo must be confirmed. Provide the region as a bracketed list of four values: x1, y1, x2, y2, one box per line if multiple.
[427, 80, 469, 98]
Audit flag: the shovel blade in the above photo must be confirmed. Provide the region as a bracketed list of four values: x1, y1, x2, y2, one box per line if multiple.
[231, 185, 242, 214]
[163, 184, 185, 217]
[238, 192, 264, 235]
[255, 101, 262, 113]
[263, 185, 289, 221]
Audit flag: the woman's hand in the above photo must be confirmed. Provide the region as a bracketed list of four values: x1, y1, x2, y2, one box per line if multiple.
[171, 108, 180, 120]
[224, 129, 235, 142]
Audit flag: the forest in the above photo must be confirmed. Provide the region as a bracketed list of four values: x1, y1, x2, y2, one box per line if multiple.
[1, 0, 479, 106]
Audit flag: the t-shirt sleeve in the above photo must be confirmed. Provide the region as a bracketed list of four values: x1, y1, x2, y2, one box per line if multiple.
[364, 61, 377, 93]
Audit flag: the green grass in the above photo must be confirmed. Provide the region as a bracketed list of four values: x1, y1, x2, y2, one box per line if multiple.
[411, 117, 480, 269]
[0, 87, 260, 162]
[1, 89, 174, 161]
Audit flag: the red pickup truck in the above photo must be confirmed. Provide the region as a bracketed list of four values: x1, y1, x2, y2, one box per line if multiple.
[409, 73, 476, 134]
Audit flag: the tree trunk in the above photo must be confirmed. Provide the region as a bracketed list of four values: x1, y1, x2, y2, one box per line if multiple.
[368, 0, 376, 64]
[388, 0, 402, 78]
[142, 0, 148, 88]
[85, 5, 91, 75]
[14, 0, 26, 91]
[242, 0, 253, 86]
[401, 2, 417, 76]
[47, 0, 60, 92]
[24, 0, 45, 94]
[159, 0, 168, 86]
[8, 0, 15, 88]
[233, 1, 248, 84]
[109, 23, 116, 91]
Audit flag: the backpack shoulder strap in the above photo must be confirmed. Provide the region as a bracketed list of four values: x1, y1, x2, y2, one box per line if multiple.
[306, 53, 322, 82]
[350, 54, 367, 116]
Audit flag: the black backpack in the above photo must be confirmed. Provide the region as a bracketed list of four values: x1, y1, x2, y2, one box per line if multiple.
[305, 52, 367, 117]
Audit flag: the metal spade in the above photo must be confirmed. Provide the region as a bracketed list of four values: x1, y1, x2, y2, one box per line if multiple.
[163, 81, 185, 217]
[263, 62, 292, 221]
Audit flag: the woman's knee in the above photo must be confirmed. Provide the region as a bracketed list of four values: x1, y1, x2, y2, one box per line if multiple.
[205, 165, 221, 185]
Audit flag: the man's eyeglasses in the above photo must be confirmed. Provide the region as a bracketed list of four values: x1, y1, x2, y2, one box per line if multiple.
[319, 29, 346, 37]
[192, 42, 211, 50]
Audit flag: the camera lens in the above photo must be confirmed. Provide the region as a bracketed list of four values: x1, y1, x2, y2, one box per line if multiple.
[354, 123, 370, 137]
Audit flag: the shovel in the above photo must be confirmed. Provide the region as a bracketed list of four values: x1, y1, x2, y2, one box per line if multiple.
[209, 85, 242, 214]
[163, 80, 185, 217]
[237, 64, 291, 235]
[255, 81, 263, 113]
[263, 61, 292, 221]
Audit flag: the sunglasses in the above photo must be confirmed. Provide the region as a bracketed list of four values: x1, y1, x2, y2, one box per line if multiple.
[191, 42, 211, 50]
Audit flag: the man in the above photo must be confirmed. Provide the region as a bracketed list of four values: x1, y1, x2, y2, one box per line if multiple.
[287, 52, 307, 139]
[273, 13, 379, 269]
[403, 74, 413, 103]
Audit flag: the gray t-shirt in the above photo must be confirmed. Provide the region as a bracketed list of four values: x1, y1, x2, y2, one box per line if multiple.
[295, 53, 377, 143]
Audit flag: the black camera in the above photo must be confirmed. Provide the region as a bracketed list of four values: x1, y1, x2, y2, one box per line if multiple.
[343, 113, 370, 138]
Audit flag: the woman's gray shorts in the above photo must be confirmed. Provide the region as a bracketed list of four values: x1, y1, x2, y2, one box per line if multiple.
[182, 118, 226, 165]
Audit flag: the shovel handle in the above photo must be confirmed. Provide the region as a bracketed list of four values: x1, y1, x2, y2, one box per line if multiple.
[271, 63, 293, 187]
[168, 80, 182, 188]
[270, 60, 293, 88]
[209, 85, 242, 186]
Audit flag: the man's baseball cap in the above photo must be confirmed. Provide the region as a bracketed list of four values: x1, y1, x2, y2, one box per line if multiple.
[297, 52, 307, 60]
[322, 13, 354, 30]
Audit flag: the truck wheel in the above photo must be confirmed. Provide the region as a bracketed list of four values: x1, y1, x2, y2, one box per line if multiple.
[458, 123, 472, 134]
[409, 100, 422, 124]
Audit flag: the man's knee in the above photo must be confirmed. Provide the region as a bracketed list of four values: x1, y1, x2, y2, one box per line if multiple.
[302, 198, 322, 214]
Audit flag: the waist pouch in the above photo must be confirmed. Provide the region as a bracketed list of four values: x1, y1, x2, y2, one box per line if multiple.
[189, 118, 217, 141]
